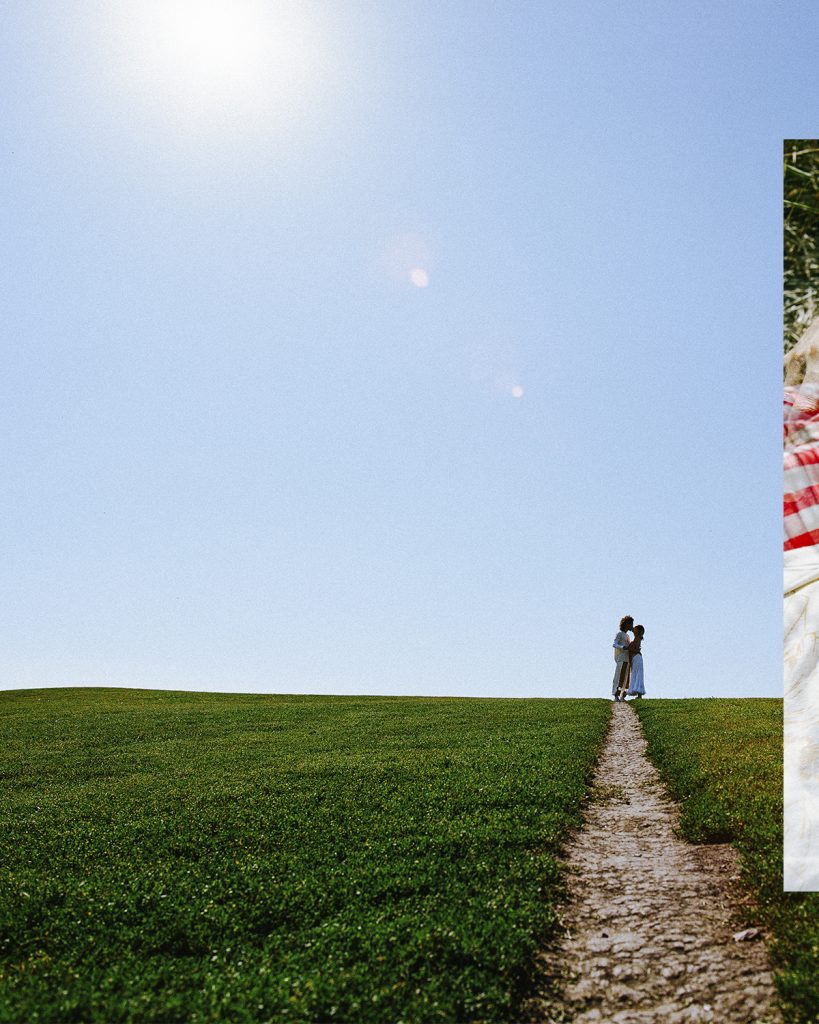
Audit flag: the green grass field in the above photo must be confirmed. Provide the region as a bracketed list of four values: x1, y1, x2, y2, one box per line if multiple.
[634, 698, 819, 1024]
[0, 689, 609, 1023]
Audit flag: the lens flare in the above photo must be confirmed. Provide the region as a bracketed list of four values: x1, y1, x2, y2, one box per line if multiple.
[383, 233, 434, 286]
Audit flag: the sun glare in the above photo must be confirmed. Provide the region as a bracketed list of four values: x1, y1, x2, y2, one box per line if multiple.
[159, 3, 263, 83]
[104, 0, 325, 135]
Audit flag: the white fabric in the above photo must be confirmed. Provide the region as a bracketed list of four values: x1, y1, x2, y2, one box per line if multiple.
[786, 497, 819, 545]
[784, 547, 819, 890]
[785, 545, 819, 596]
[784, 457, 819, 496]
[628, 653, 645, 695]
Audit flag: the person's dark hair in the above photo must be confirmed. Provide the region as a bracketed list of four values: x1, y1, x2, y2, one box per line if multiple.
[634, 624, 645, 637]
[619, 615, 634, 630]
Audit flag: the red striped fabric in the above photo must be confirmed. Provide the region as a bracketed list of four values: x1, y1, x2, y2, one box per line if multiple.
[785, 386, 819, 551]
[785, 486, 819, 518]
[785, 445, 819, 471]
[786, 530, 819, 553]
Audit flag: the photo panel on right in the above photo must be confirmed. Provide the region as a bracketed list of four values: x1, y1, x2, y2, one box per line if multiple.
[784, 139, 819, 890]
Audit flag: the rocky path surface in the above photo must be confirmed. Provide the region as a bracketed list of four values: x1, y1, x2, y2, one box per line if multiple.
[527, 702, 781, 1024]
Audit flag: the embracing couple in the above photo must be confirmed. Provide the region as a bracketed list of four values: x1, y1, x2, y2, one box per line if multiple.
[611, 615, 646, 701]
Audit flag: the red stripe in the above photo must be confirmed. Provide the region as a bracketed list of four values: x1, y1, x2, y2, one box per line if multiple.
[785, 485, 819, 517]
[785, 529, 819, 552]
[785, 445, 819, 471]
[784, 387, 819, 550]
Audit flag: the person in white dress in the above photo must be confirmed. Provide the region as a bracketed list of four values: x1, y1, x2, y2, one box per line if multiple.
[611, 615, 634, 701]
[627, 625, 646, 698]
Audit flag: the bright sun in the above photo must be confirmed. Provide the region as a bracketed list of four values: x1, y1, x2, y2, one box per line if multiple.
[106, 1, 323, 133]
[160, 3, 264, 82]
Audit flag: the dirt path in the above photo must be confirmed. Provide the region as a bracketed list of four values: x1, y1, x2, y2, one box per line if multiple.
[526, 702, 781, 1024]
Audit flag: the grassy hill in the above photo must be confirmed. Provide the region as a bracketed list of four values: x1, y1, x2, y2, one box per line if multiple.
[0, 688, 609, 1023]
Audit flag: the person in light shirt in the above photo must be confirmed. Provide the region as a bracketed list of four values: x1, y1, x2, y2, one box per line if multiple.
[611, 615, 633, 702]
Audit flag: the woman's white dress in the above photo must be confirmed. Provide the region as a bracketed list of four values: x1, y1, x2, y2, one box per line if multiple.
[627, 653, 645, 695]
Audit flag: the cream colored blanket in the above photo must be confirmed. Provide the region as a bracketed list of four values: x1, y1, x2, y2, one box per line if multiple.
[785, 548, 819, 889]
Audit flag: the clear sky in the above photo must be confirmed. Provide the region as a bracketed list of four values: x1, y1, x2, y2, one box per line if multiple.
[1, 1, 801, 699]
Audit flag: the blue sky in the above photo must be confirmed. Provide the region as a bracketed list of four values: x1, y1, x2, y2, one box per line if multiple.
[0, 1, 800, 698]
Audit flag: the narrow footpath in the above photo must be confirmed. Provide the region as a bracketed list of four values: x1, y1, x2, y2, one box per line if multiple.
[526, 702, 781, 1024]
